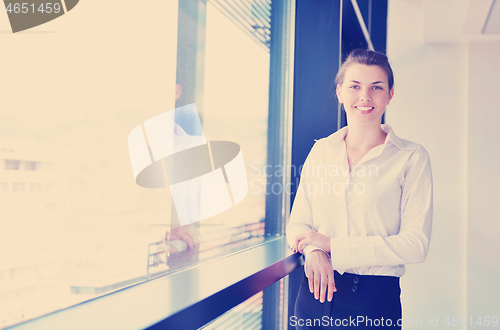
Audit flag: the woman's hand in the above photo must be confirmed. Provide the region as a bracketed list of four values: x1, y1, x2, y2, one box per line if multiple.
[293, 230, 331, 253]
[166, 226, 201, 250]
[305, 250, 336, 303]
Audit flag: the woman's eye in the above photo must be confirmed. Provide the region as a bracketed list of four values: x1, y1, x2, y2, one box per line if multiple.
[372, 86, 383, 90]
[350, 85, 359, 89]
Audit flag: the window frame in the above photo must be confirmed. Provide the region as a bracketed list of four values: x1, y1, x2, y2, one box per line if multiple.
[6, 237, 302, 330]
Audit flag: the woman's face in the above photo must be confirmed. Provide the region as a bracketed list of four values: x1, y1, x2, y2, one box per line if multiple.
[336, 63, 394, 126]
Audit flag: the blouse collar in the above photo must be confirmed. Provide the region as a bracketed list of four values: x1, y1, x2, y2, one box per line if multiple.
[327, 124, 411, 150]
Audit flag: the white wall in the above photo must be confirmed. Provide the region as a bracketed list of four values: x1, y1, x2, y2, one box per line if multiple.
[467, 41, 500, 324]
[387, 1, 468, 328]
[388, 1, 500, 329]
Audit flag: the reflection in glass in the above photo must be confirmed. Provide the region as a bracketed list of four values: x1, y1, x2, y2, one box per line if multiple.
[146, 0, 270, 278]
[0, 0, 272, 327]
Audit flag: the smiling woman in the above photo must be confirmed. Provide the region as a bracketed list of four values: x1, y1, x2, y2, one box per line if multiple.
[287, 49, 433, 330]
[333, 51, 395, 172]
[335, 50, 394, 130]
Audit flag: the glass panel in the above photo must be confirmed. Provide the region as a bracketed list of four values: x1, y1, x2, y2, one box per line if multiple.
[191, 0, 269, 253]
[0, 0, 282, 327]
[0, 1, 178, 327]
[146, 0, 271, 277]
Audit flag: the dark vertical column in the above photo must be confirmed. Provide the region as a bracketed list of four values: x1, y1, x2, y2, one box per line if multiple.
[288, 0, 341, 327]
[176, 0, 207, 112]
[263, 0, 291, 328]
[341, 0, 387, 58]
[340, 0, 387, 58]
[366, 0, 387, 53]
[169, 0, 207, 251]
[341, 0, 368, 57]
[265, 0, 287, 237]
[262, 281, 282, 330]
[291, 0, 341, 180]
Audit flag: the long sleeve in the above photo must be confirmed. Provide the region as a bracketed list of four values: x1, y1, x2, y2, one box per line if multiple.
[286, 144, 327, 257]
[330, 146, 433, 274]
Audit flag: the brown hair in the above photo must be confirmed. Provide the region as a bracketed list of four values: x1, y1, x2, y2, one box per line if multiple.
[335, 49, 394, 90]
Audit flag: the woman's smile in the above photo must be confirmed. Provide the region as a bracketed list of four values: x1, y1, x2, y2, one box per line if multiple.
[336, 63, 394, 125]
[354, 105, 374, 113]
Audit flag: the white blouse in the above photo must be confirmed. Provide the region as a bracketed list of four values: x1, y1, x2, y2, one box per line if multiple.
[286, 124, 433, 277]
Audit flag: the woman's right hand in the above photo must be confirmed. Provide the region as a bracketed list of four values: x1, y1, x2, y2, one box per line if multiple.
[305, 250, 336, 303]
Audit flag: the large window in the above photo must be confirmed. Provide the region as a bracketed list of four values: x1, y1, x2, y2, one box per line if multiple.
[0, 0, 293, 328]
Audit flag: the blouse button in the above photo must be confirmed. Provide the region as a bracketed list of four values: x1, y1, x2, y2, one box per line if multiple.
[353, 277, 359, 284]
[352, 285, 358, 293]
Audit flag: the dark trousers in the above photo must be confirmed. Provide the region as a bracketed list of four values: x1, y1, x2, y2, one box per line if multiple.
[292, 271, 402, 329]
